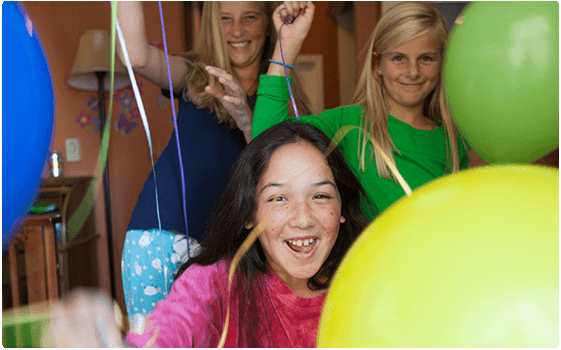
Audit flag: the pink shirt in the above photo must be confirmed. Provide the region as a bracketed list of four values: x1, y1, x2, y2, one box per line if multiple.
[126, 259, 326, 347]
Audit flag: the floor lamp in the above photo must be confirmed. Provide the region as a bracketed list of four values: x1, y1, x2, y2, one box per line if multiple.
[67, 29, 130, 300]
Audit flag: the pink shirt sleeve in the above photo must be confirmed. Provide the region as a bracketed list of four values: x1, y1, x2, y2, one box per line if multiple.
[125, 263, 226, 348]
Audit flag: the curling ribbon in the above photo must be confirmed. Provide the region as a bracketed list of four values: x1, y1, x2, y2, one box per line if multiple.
[158, 1, 191, 259]
[114, 6, 168, 297]
[278, 23, 300, 120]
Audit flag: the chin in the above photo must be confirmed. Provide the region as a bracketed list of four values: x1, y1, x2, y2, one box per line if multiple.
[288, 263, 323, 280]
[231, 59, 255, 68]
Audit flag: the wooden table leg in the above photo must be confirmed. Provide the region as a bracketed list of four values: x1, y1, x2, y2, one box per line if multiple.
[42, 223, 59, 299]
[8, 244, 20, 307]
[23, 225, 47, 304]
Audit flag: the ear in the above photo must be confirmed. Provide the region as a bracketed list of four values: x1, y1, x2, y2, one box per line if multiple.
[340, 216, 346, 224]
[372, 52, 383, 76]
[245, 218, 255, 230]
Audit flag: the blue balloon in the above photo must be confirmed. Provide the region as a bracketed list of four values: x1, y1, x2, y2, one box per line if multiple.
[2, 2, 54, 253]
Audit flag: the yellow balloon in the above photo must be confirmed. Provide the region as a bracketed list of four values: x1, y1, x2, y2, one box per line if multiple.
[318, 165, 559, 347]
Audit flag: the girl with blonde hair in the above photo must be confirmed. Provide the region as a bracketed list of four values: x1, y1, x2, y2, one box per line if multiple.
[118, 1, 310, 331]
[211, 1, 473, 215]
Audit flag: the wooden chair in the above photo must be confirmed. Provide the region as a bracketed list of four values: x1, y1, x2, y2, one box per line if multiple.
[7, 214, 60, 307]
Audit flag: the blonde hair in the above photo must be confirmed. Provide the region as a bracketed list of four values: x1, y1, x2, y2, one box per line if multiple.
[178, 2, 311, 129]
[351, 2, 462, 180]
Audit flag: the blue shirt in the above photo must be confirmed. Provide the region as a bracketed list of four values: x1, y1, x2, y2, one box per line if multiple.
[127, 95, 247, 241]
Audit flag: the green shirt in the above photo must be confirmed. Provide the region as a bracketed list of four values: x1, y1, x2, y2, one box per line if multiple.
[253, 75, 469, 217]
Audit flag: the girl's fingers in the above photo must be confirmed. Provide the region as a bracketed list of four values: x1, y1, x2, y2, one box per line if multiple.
[286, 2, 308, 22]
[205, 66, 233, 82]
[222, 95, 243, 106]
[205, 66, 228, 80]
[205, 85, 226, 100]
[219, 77, 243, 94]
[290, 1, 302, 16]
[279, 1, 296, 22]
[206, 86, 243, 106]
[301, 1, 314, 18]
[206, 66, 244, 94]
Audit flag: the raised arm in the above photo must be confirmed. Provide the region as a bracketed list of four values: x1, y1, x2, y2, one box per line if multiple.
[248, 2, 316, 139]
[268, 1, 315, 76]
[116, 1, 187, 91]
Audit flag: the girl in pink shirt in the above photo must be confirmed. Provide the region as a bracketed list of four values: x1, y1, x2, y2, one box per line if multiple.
[43, 121, 372, 348]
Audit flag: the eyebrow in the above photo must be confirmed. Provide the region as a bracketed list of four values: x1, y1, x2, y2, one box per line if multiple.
[387, 51, 438, 56]
[259, 180, 337, 194]
[220, 11, 262, 16]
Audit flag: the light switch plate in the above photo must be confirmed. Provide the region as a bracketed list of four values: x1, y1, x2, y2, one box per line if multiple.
[65, 138, 81, 162]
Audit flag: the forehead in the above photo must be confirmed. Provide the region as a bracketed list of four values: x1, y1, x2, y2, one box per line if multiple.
[259, 142, 334, 185]
[388, 33, 439, 54]
[219, 1, 264, 13]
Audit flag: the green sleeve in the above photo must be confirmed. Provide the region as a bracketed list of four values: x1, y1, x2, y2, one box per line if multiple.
[252, 75, 354, 140]
[252, 75, 293, 139]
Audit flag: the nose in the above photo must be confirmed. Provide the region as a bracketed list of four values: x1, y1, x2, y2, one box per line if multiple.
[407, 61, 420, 79]
[231, 20, 243, 37]
[288, 201, 316, 230]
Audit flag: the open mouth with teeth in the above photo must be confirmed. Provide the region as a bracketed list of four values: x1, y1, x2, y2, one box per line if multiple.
[285, 238, 318, 254]
[229, 41, 250, 48]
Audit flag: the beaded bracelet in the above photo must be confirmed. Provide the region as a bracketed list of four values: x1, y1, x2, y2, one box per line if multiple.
[269, 59, 295, 69]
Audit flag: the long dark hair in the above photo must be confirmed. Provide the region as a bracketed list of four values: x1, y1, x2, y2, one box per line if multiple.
[177, 122, 374, 290]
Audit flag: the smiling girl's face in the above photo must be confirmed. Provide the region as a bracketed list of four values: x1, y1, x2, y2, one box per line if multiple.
[246, 142, 345, 293]
[376, 33, 441, 115]
[220, 1, 267, 68]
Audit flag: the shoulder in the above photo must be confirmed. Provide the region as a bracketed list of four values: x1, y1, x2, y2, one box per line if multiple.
[332, 105, 362, 120]
[318, 105, 362, 127]
[176, 260, 230, 283]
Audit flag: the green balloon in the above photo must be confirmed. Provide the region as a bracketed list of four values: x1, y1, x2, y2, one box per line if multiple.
[444, 2, 559, 164]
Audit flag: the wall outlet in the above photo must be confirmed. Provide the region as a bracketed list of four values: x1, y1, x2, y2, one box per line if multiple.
[65, 138, 81, 162]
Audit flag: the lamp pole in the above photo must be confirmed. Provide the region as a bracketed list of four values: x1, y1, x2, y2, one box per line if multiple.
[96, 71, 117, 300]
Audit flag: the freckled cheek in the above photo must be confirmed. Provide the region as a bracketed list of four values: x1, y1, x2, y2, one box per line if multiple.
[222, 24, 231, 36]
[321, 208, 342, 237]
[256, 206, 289, 229]
[250, 21, 266, 36]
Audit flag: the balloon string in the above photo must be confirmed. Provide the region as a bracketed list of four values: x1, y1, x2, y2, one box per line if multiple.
[114, 6, 166, 305]
[157, 1, 190, 261]
[278, 24, 299, 121]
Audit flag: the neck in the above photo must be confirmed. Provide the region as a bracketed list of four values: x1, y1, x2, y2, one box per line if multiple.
[269, 265, 326, 298]
[388, 103, 424, 124]
[233, 61, 260, 95]
[388, 103, 438, 130]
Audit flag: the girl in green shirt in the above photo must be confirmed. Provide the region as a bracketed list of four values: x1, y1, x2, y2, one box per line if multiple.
[206, 2, 473, 216]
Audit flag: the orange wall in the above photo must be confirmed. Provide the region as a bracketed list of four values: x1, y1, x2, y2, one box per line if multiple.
[22, 1, 184, 313]
[354, 2, 381, 73]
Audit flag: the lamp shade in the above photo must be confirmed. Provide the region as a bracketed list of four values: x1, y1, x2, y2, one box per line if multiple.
[68, 29, 130, 91]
